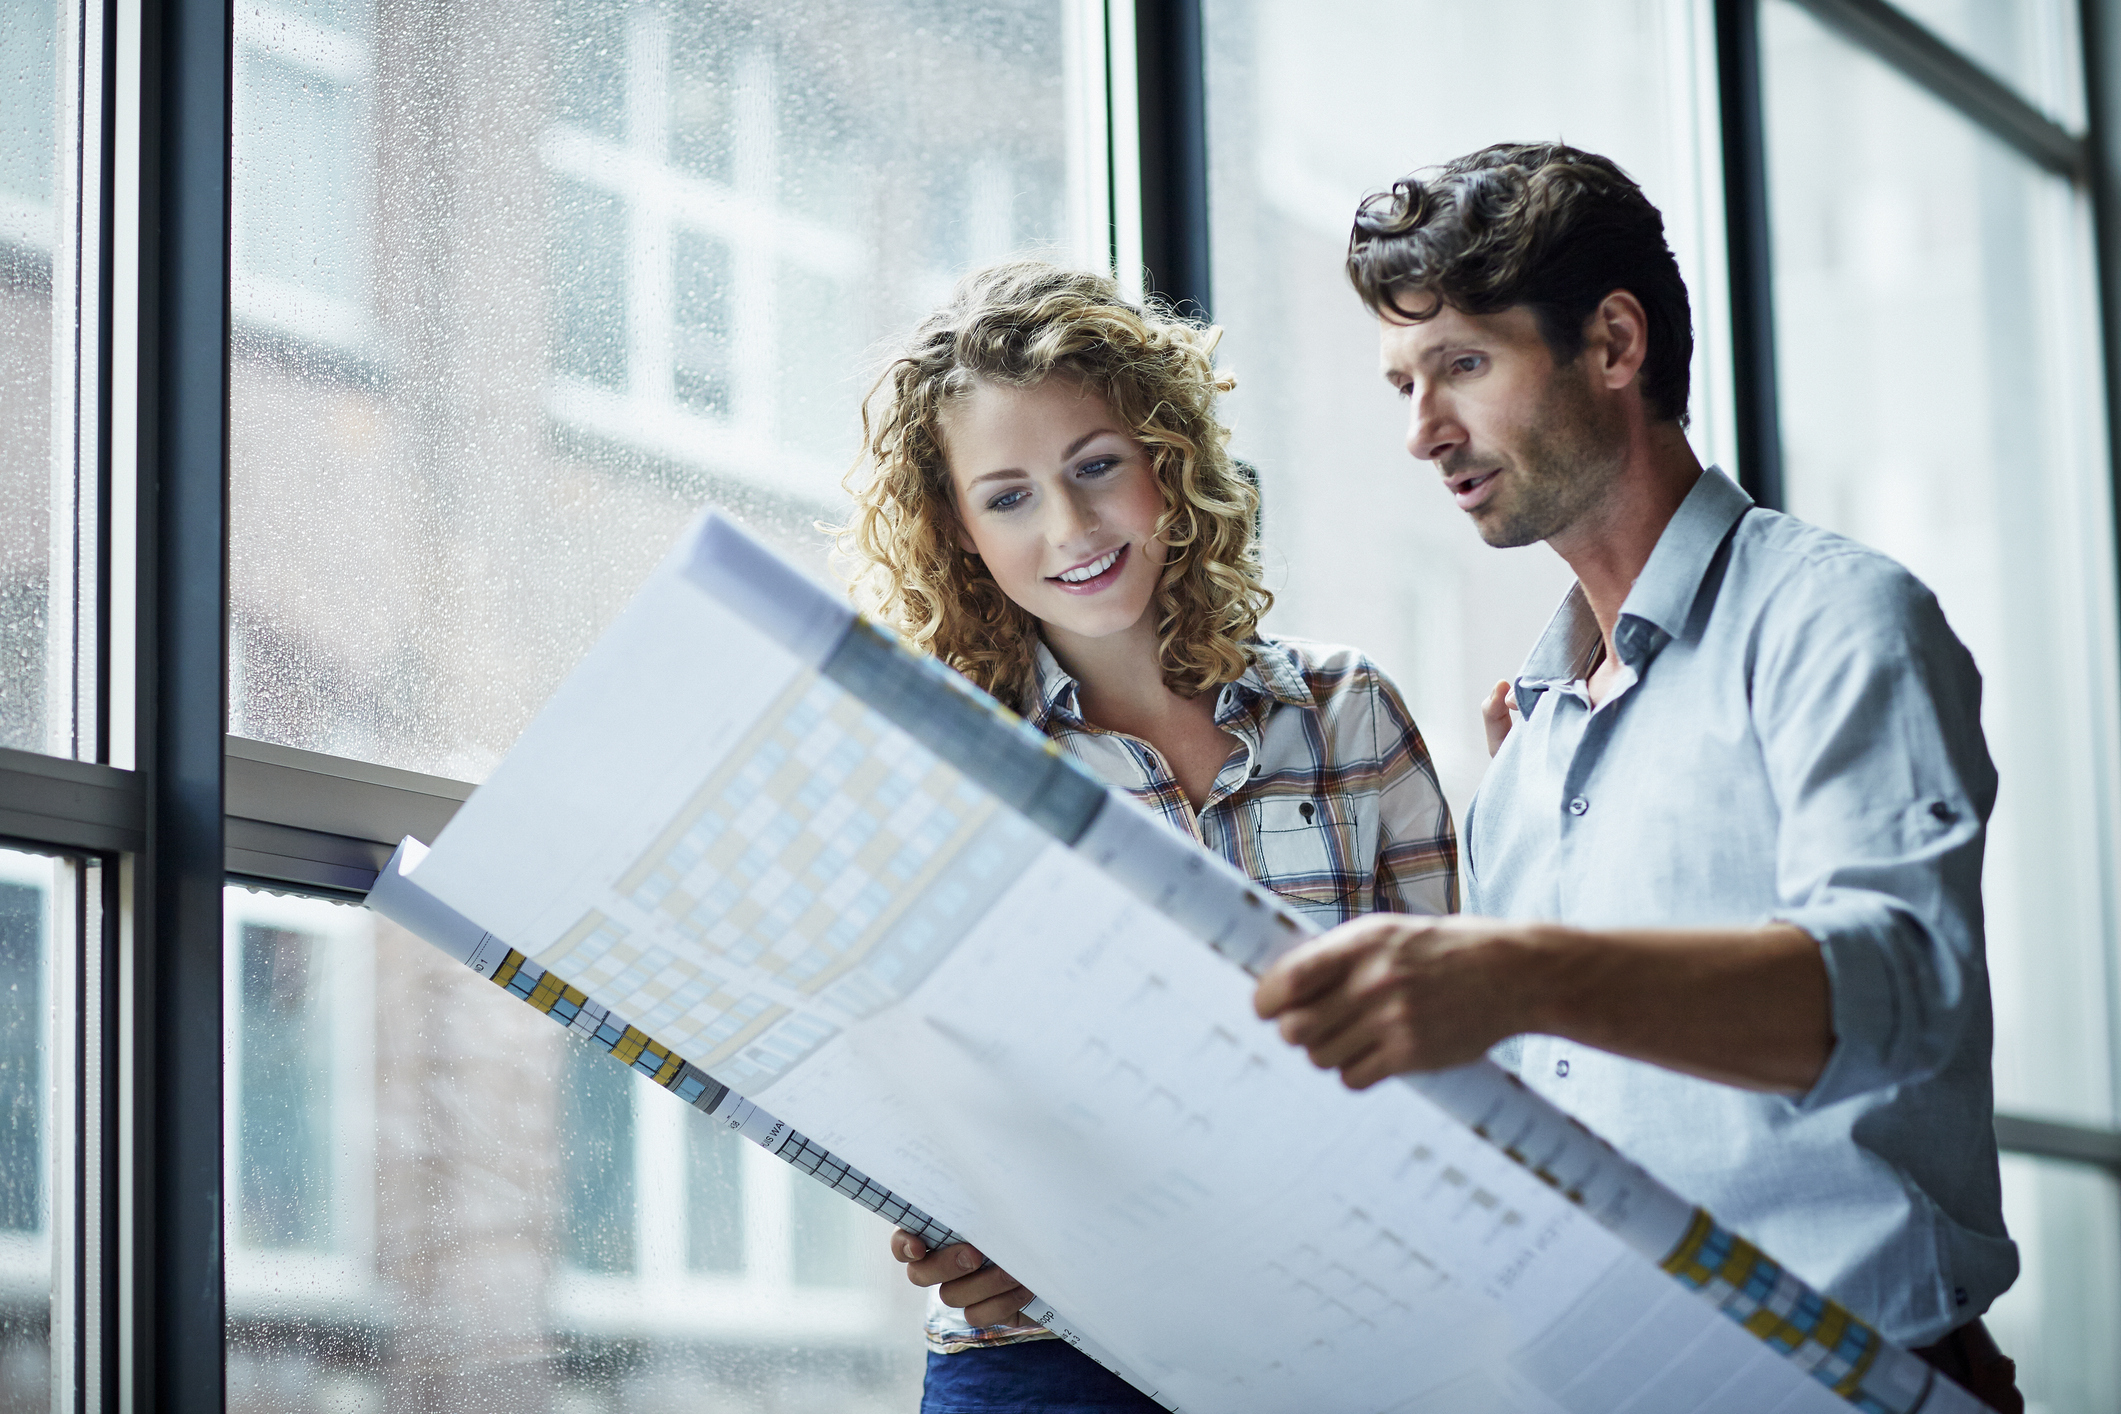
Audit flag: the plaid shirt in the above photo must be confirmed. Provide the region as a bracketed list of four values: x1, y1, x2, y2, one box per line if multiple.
[926, 634, 1458, 1353]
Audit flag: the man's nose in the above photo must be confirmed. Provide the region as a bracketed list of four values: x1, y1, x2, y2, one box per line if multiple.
[1407, 390, 1461, 464]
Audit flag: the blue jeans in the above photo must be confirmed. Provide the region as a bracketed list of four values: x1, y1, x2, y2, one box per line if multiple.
[920, 1340, 1166, 1413]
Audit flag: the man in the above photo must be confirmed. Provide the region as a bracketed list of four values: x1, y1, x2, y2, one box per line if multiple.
[1253, 142, 2023, 1407]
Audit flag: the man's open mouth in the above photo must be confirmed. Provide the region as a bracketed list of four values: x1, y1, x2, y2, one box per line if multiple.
[1449, 468, 1501, 510]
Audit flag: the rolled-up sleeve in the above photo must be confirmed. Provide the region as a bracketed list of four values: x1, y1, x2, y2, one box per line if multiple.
[1751, 552, 1997, 1109]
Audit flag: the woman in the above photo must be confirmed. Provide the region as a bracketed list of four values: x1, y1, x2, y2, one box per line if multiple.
[841, 259, 1457, 1413]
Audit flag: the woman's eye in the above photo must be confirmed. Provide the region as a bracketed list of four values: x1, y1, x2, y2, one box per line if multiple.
[1077, 456, 1121, 479]
[987, 489, 1028, 512]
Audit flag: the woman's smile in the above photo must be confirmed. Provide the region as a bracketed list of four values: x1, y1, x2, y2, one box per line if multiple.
[1048, 545, 1129, 593]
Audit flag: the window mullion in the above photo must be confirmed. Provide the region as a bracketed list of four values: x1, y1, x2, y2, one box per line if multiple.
[126, 0, 232, 1405]
[1787, 0, 2085, 175]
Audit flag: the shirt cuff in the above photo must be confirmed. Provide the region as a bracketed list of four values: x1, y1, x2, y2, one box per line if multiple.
[1772, 898, 1914, 1111]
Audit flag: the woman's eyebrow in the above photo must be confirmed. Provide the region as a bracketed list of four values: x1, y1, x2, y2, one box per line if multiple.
[1061, 428, 1121, 459]
[963, 430, 1124, 489]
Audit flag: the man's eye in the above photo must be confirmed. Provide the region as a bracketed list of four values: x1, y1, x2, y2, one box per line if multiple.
[1451, 355, 1483, 374]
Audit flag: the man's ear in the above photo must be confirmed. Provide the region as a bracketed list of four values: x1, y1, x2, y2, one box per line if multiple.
[1587, 290, 1650, 394]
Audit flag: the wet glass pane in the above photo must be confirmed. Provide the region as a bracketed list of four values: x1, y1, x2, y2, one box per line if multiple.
[559, 1039, 636, 1274]
[225, 887, 924, 1411]
[227, 0, 1088, 782]
[684, 1111, 744, 1275]
[236, 925, 335, 1250]
[1986, 1155, 2121, 1414]
[1890, 0, 2086, 131]
[0, 0, 65, 755]
[0, 851, 58, 1411]
[1202, 0, 1733, 816]
[1763, 0, 2121, 1133]
[550, 180, 629, 392]
[788, 1164, 859, 1289]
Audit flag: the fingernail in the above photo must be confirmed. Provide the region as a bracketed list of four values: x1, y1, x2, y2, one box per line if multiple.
[957, 1249, 977, 1271]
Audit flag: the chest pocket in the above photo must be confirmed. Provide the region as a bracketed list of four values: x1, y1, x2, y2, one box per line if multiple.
[1247, 794, 1362, 924]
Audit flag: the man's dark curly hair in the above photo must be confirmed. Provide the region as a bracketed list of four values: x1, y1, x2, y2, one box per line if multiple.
[1346, 142, 1693, 426]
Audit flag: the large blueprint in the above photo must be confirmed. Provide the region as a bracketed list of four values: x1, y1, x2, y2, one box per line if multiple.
[368, 512, 1987, 1414]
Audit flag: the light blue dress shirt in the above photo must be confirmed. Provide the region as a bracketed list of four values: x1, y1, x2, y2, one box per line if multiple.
[1467, 467, 2016, 1346]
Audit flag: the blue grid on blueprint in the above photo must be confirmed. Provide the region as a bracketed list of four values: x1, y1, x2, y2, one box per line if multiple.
[626, 681, 984, 994]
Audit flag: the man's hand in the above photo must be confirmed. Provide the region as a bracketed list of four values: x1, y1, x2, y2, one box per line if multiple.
[888, 1231, 1038, 1327]
[1254, 914, 1833, 1096]
[1253, 915, 1543, 1089]
[1481, 679, 1516, 757]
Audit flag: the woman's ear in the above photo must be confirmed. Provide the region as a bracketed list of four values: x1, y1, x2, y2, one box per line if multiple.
[953, 517, 979, 557]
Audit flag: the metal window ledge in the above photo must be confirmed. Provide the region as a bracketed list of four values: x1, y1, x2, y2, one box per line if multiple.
[0, 746, 145, 854]
[1, 738, 471, 895]
[1994, 1111, 2121, 1170]
[224, 736, 470, 896]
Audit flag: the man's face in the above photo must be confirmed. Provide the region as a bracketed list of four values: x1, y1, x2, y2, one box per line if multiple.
[1378, 302, 1626, 548]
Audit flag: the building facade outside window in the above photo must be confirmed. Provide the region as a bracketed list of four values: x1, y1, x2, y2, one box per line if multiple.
[221, 0, 1097, 1407]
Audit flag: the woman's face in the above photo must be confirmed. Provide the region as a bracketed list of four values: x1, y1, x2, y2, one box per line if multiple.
[941, 376, 1168, 649]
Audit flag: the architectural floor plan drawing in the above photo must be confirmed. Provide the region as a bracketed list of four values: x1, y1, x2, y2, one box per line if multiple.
[370, 511, 1991, 1414]
[531, 669, 1040, 1095]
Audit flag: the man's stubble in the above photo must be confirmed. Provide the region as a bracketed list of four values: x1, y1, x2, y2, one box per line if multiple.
[1457, 363, 1628, 550]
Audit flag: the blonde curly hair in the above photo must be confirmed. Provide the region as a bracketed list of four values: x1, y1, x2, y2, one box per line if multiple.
[841, 261, 1271, 706]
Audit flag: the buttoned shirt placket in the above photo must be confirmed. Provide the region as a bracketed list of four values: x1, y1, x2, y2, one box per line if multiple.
[1028, 656, 1294, 845]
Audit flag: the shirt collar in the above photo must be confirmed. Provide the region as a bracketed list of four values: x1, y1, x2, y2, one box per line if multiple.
[1027, 640, 1084, 728]
[1026, 636, 1310, 731]
[1513, 467, 1752, 714]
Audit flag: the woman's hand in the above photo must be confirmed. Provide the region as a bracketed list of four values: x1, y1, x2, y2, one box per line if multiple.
[1481, 679, 1515, 758]
[888, 1231, 1038, 1327]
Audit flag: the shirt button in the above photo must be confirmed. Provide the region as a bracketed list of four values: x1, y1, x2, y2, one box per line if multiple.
[1555, 1058, 1570, 1078]
[1567, 796, 1589, 816]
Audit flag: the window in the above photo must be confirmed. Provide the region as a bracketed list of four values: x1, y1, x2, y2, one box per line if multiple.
[1204, 1, 2121, 1408]
[1, 0, 85, 760]
[1201, 0, 1736, 815]
[0, 851, 56, 1406]
[230, 0, 377, 353]
[1762, 0, 2117, 1131]
[1996, 1153, 2121, 1410]
[228, 0, 1098, 784]
[1892, 0, 2087, 128]
[1759, 2, 2121, 1403]
[549, 1037, 901, 1334]
[221, 895, 924, 1410]
[221, 3, 1094, 1402]
[223, 888, 376, 1329]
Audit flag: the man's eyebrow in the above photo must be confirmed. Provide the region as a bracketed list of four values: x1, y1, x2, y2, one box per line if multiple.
[1393, 340, 1479, 377]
